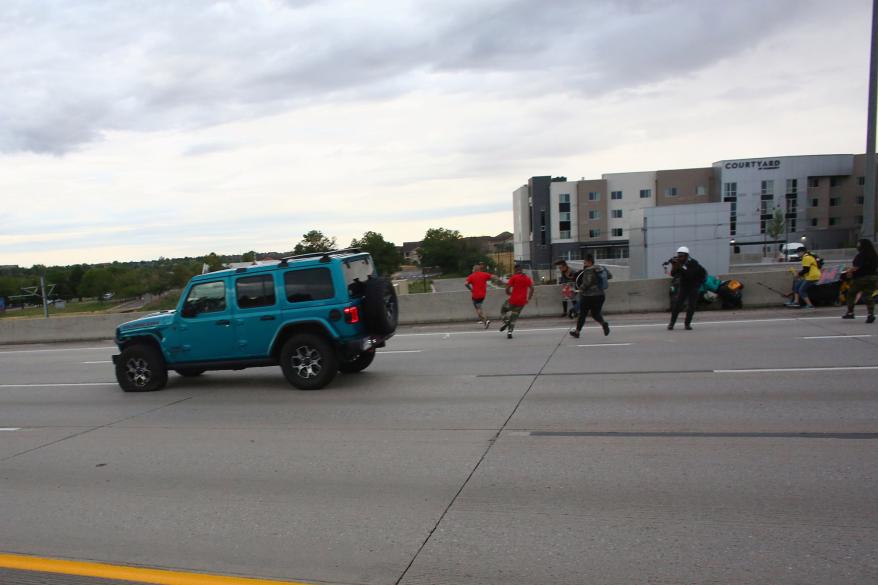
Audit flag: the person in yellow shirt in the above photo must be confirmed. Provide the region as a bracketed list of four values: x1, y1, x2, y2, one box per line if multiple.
[788, 247, 821, 309]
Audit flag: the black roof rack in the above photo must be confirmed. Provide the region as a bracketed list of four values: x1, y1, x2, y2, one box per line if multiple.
[279, 248, 363, 266]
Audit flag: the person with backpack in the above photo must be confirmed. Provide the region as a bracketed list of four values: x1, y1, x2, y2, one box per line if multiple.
[841, 238, 877, 323]
[568, 254, 611, 338]
[667, 246, 707, 330]
[788, 246, 821, 309]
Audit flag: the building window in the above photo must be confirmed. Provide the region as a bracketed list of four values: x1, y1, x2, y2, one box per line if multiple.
[830, 177, 841, 187]
[858, 196, 865, 205]
[611, 191, 623, 200]
[611, 209, 623, 219]
[611, 228, 624, 237]
[829, 217, 839, 226]
[761, 180, 774, 196]
[810, 178, 819, 188]
[589, 229, 601, 238]
[559, 193, 570, 204]
[588, 191, 600, 201]
[696, 185, 707, 196]
[588, 210, 601, 220]
[559, 230, 571, 239]
[639, 189, 651, 198]
[724, 182, 737, 198]
[858, 176, 865, 186]
[810, 218, 819, 227]
[857, 215, 864, 225]
[540, 210, 546, 226]
[786, 179, 798, 194]
[811, 198, 819, 207]
[540, 226, 546, 245]
[664, 187, 678, 197]
[830, 197, 840, 207]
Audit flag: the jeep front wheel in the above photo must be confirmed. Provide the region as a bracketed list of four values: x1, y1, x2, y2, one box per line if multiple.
[338, 348, 375, 373]
[280, 334, 337, 390]
[116, 345, 168, 392]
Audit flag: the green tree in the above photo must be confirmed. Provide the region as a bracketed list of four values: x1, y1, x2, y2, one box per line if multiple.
[350, 231, 402, 276]
[293, 230, 336, 255]
[242, 250, 256, 262]
[79, 267, 114, 299]
[766, 208, 786, 252]
[419, 228, 477, 274]
[201, 252, 224, 272]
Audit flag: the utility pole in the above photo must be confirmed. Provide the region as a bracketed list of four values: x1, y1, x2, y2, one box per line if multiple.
[40, 276, 49, 319]
[863, 0, 878, 240]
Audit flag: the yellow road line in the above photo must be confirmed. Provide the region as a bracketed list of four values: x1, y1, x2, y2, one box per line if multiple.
[0, 553, 312, 585]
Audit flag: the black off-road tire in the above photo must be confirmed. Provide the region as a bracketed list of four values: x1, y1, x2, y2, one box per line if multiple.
[362, 277, 398, 335]
[116, 345, 168, 392]
[175, 368, 206, 377]
[338, 348, 376, 373]
[279, 333, 337, 390]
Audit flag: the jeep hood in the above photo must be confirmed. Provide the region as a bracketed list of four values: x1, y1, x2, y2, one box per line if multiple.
[118, 310, 175, 333]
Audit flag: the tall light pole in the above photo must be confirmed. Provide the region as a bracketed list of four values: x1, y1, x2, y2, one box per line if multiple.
[863, 0, 878, 240]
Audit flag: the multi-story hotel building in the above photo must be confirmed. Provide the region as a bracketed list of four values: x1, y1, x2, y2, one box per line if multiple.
[513, 154, 872, 267]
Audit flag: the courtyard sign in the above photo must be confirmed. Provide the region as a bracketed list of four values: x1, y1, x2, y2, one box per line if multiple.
[724, 159, 781, 170]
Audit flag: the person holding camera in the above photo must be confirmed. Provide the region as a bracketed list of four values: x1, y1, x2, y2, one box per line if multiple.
[667, 246, 707, 330]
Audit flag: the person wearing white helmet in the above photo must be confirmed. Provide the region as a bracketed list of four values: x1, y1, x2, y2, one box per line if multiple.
[667, 245, 707, 330]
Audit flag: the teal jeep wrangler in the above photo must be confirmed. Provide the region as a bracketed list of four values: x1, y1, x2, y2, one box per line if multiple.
[112, 249, 398, 391]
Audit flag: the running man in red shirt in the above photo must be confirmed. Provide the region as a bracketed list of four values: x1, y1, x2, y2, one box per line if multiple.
[499, 264, 534, 339]
[465, 264, 496, 328]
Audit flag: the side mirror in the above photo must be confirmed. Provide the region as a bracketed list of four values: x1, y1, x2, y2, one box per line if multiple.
[181, 304, 197, 318]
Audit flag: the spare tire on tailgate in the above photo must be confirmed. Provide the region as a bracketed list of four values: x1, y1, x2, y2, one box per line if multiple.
[362, 277, 398, 335]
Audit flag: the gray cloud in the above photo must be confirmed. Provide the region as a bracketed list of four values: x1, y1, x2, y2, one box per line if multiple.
[0, 0, 853, 154]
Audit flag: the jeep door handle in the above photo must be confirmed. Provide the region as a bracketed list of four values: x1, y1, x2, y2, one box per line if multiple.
[260, 315, 276, 321]
[216, 319, 231, 326]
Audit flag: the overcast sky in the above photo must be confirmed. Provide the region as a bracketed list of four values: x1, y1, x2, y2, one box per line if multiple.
[1, 0, 873, 267]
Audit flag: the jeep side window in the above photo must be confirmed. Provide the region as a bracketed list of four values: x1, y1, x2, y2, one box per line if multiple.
[284, 268, 334, 303]
[236, 275, 276, 309]
[182, 281, 226, 316]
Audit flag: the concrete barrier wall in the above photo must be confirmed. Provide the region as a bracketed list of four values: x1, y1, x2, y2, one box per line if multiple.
[0, 270, 801, 344]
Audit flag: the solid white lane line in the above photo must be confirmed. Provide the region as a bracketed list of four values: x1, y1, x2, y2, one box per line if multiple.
[0, 346, 115, 355]
[378, 350, 423, 354]
[82, 361, 113, 364]
[801, 335, 873, 340]
[0, 383, 117, 388]
[0, 428, 21, 431]
[577, 343, 633, 348]
[394, 315, 845, 338]
[715, 366, 878, 373]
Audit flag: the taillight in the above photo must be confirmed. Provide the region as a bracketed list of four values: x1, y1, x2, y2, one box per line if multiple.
[344, 306, 360, 324]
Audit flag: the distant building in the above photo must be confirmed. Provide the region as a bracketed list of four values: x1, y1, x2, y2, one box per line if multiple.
[514, 153, 873, 267]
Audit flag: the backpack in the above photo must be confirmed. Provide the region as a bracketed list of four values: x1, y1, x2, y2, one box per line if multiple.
[804, 252, 824, 269]
[597, 266, 612, 290]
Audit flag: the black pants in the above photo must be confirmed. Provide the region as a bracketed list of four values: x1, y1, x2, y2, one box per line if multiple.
[670, 285, 700, 326]
[576, 295, 607, 331]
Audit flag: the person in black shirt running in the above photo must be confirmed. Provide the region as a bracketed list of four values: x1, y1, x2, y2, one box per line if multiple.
[842, 238, 877, 323]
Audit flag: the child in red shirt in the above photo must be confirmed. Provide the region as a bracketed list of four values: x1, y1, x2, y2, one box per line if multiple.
[465, 264, 495, 328]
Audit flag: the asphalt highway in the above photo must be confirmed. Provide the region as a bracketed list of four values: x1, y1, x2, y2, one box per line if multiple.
[0, 308, 876, 585]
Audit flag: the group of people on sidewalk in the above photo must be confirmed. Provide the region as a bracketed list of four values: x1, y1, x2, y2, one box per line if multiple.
[463, 238, 877, 337]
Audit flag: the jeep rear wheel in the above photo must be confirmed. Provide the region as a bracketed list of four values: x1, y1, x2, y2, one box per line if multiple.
[363, 277, 398, 335]
[280, 334, 337, 390]
[116, 345, 168, 392]
[338, 348, 375, 373]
